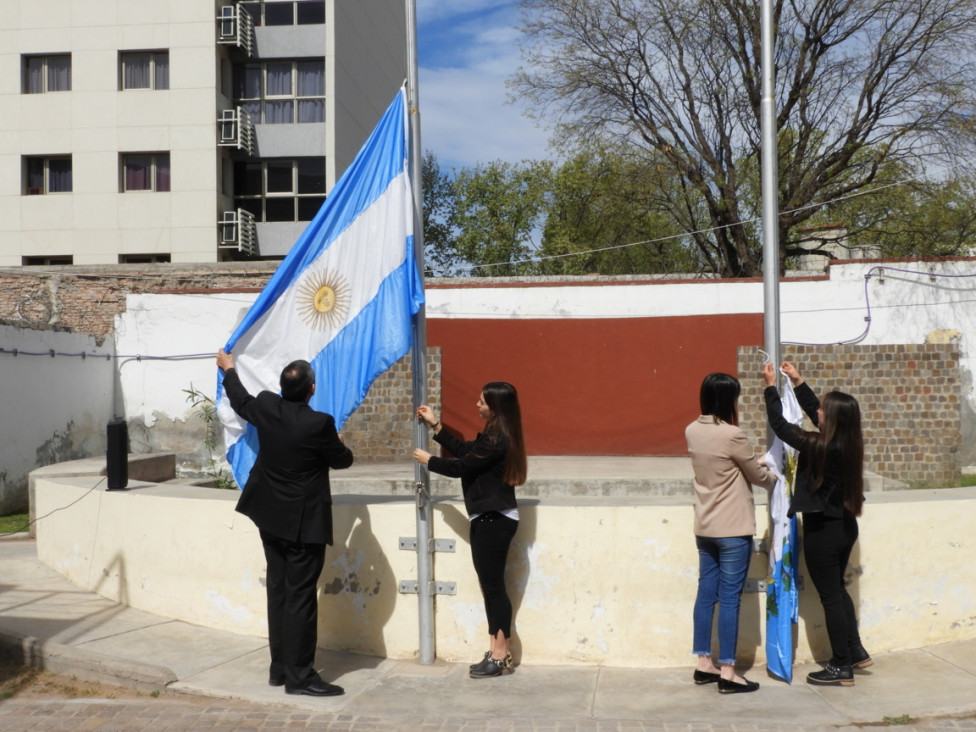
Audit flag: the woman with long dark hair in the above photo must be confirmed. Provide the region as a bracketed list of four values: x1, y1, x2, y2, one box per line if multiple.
[686, 373, 777, 694]
[762, 361, 870, 687]
[413, 382, 527, 679]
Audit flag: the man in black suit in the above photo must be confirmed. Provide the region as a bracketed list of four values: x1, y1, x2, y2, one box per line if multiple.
[217, 349, 353, 697]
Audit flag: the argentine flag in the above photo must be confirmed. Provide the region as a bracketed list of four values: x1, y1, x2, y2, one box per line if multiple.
[217, 88, 424, 489]
[762, 375, 802, 683]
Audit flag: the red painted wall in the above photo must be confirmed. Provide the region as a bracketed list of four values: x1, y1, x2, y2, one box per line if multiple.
[427, 314, 763, 456]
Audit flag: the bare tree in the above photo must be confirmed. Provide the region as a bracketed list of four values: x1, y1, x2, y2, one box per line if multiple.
[513, 0, 976, 276]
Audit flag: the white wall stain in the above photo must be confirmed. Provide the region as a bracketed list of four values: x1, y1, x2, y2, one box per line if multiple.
[205, 589, 254, 624]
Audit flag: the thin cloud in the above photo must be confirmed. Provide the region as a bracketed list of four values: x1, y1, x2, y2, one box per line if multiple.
[417, 2, 551, 170]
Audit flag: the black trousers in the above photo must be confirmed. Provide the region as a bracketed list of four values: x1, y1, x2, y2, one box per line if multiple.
[469, 511, 518, 638]
[802, 513, 863, 666]
[260, 530, 326, 689]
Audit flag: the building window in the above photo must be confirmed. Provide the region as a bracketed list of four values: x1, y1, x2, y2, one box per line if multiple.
[120, 51, 169, 90]
[234, 158, 325, 222]
[24, 156, 72, 194]
[234, 59, 324, 124]
[23, 54, 71, 93]
[119, 254, 172, 264]
[23, 256, 73, 266]
[239, 1, 326, 26]
[122, 153, 171, 192]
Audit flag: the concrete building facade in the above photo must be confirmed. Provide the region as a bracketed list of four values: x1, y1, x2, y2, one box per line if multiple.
[0, 0, 406, 265]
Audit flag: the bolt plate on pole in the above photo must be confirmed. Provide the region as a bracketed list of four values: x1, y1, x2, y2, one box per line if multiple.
[399, 537, 455, 552]
[399, 580, 457, 595]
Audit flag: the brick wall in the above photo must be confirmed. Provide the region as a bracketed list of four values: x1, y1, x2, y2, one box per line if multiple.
[0, 264, 276, 345]
[341, 349, 441, 463]
[737, 344, 961, 487]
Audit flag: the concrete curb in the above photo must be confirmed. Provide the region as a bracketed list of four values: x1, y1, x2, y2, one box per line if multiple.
[0, 627, 177, 693]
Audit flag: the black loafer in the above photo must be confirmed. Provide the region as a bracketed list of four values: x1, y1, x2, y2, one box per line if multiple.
[807, 663, 854, 686]
[285, 680, 345, 696]
[717, 677, 760, 694]
[694, 670, 721, 684]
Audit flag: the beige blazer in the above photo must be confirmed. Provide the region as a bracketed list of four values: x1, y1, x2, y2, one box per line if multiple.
[685, 415, 776, 538]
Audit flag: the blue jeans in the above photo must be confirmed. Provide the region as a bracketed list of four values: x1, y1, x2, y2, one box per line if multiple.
[692, 535, 752, 664]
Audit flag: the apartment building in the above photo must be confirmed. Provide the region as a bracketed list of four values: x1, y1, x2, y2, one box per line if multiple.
[0, 0, 406, 265]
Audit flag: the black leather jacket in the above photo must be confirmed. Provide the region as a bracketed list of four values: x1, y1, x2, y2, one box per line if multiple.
[764, 383, 850, 519]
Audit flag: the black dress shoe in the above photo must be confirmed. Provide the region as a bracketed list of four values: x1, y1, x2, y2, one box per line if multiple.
[269, 674, 285, 687]
[807, 663, 854, 686]
[285, 679, 345, 696]
[850, 645, 873, 669]
[469, 653, 512, 678]
[717, 677, 760, 694]
[693, 670, 721, 684]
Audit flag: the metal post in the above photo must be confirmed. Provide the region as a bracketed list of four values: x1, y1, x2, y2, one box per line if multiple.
[760, 0, 781, 380]
[405, 0, 434, 665]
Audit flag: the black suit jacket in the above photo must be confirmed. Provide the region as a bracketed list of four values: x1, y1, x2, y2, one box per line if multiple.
[223, 368, 353, 545]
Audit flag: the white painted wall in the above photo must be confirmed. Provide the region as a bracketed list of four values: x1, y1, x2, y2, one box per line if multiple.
[0, 324, 115, 513]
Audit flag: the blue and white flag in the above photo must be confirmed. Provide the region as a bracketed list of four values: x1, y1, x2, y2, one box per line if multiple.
[762, 376, 803, 683]
[217, 88, 424, 489]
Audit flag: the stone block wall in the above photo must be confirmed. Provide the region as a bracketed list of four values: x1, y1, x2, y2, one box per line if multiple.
[341, 349, 441, 462]
[738, 344, 962, 487]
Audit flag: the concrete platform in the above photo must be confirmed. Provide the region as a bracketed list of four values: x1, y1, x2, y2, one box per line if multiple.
[1, 536, 974, 730]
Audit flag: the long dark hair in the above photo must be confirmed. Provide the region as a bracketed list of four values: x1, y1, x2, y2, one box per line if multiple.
[482, 382, 527, 486]
[699, 373, 740, 426]
[809, 390, 865, 516]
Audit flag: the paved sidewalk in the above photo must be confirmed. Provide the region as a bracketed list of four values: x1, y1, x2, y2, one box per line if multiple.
[1, 536, 975, 731]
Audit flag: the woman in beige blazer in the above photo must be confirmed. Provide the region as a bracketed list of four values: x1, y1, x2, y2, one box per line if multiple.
[685, 373, 776, 694]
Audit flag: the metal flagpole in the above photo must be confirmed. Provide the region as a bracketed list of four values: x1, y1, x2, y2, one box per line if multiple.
[405, 0, 435, 665]
[760, 0, 781, 378]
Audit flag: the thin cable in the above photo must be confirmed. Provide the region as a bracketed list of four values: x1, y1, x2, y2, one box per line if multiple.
[782, 265, 976, 347]
[0, 476, 106, 537]
[0, 348, 215, 361]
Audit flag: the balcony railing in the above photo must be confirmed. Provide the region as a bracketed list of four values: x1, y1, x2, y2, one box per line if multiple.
[218, 106, 256, 155]
[217, 4, 255, 56]
[218, 209, 257, 255]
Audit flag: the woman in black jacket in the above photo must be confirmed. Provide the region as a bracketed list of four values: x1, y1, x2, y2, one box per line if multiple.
[762, 361, 871, 687]
[413, 382, 527, 678]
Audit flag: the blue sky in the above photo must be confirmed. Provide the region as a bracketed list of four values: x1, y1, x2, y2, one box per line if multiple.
[416, 1, 552, 172]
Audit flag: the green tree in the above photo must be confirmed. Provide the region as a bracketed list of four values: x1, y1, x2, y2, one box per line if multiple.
[514, 0, 976, 276]
[539, 147, 698, 275]
[450, 160, 553, 276]
[420, 149, 461, 276]
[806, 163, 976, 260]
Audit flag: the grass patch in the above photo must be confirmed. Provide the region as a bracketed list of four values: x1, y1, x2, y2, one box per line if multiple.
[961, 475, 976, 488]
[0, 513, 29, 535]
[882, 714, 913, 725]
[0, 660, 39, 700]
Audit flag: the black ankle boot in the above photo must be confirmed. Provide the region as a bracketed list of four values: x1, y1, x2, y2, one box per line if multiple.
[850, 644, 873, 669]
[807, 663, 854, 686]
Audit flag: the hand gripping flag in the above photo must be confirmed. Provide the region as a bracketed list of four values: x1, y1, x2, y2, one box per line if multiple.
[761, 376, 803, 682]
[217, 88, 424, 489]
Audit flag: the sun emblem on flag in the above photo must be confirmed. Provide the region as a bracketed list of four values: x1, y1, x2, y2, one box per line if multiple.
[296, 269, 351, 331]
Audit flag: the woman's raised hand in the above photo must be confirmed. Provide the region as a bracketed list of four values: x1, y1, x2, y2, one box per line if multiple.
[780, 361, 803, 386]
[416, 405, 438, 428]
